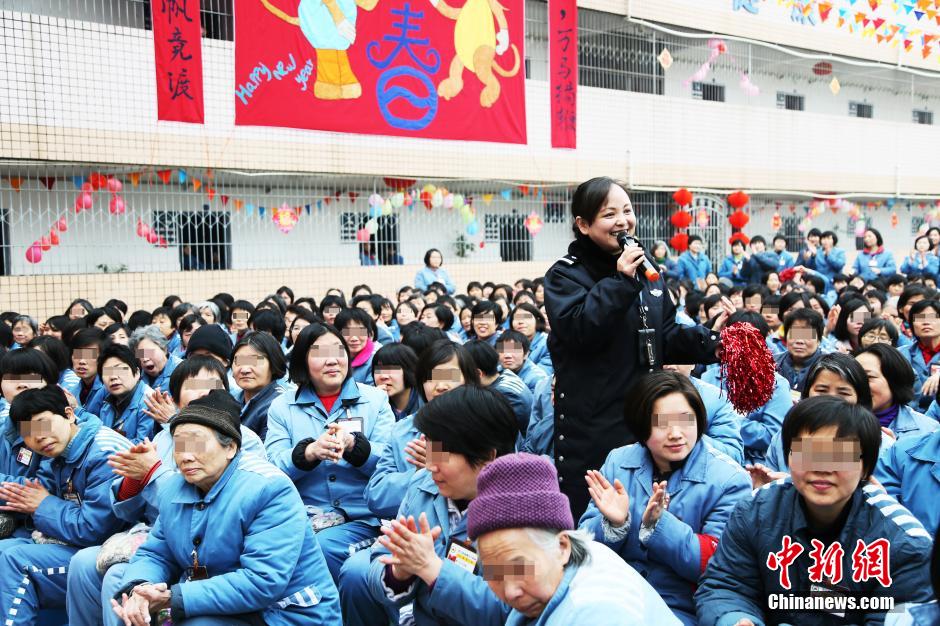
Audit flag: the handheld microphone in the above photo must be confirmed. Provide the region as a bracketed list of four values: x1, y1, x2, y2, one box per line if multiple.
[617, 233, 661, 282]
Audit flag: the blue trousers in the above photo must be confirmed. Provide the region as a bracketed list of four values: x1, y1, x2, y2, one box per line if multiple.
[316, 520, 379, 583]
[338, 548, 394, 626]
[0, 537, 78, 624]
[66, 545, 128, 626]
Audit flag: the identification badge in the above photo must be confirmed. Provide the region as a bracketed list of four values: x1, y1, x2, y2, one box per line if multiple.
[446, 538, 479, 574]
[186, 566, 209, 581]
[63, 480, 82, 504]
[16, 448, 33, 466]
[869, 259, 878, 268]
[336, 417, 363, 434]
[790, 389, 802, 404]
[809, 582, 850, 618]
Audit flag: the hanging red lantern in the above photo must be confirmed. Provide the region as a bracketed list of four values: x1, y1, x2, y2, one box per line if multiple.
[728, 191, 750, 210]
[670, 210, 693, 229]
[728, 209, 750, 229]
[669, 232, 690, 252]
[813, 61, 833, 76]
[672, 188, 693, 207]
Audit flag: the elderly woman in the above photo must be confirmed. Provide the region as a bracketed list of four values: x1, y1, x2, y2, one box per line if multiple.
[111, 391, 341, 625]
[468, 453, 679, 625]
[129, 325, 182, 395]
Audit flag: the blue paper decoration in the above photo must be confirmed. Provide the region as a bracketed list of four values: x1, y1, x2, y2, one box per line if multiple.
[500, 189, 512, 201]
[178, 170, 187, 184]
[72, 176, 85, 189]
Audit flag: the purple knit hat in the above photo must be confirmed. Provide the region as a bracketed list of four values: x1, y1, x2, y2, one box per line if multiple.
[467, 453, 574, 541]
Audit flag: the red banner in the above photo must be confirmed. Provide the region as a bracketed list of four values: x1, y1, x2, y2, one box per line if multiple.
[151, 0, 205, 123]
[549, 0, 576, 148]
[234, 0, 526, 143]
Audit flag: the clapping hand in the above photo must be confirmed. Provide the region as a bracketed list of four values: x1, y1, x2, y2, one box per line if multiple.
[585, 470, 630, 526]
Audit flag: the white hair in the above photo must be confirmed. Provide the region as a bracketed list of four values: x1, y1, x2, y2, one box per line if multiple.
[129, 325, 169, 353]
[525, 528, 593, 567]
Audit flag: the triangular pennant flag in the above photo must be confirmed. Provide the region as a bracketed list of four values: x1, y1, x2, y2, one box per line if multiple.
[207, 187, 216, 201]
[72, 176, 85, 189]
[500, 189, 512, 201]
[157, 170, 172, 184]
[259, 206, 266, 217]
[839, 8, 848, 17]
[178, 170, 187, 184]
[221, 195, 229, 206]
[923, 44, 932, 57]
[803, 3, 812, 15]
[839, 16, 846, 27]
[246, 203, 255, 214]
[519, 185, 529, 195]
[925, 33, 936, 44]
[294, 205, 302, 217]
[873, 17, 885, 28]
[205, 168, 214, 180]
[869, 0, 879, 9]
[905, 38, 913, 49]
[819, 2, 833, 20]
[234, 199, 244, 211]
[40, 177, 55, 190]
[877, 33, 885, 42]
[316, 200, 323, 210]
[348, 192, 359, 202]
[482, 194, 494, 205]
[129, 172, 141, 187]
[915, 9, 925, 18]
[904, 3, 914, 12]
[855, 11, 867, 22]
[192, 179, 202, 192]
[7, 177, 22, 192]
[324, 197, 332, 205]
[304, 204, 311, 215]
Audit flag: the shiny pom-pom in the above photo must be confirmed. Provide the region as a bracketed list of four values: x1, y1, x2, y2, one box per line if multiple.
[719, 322, 776, 414]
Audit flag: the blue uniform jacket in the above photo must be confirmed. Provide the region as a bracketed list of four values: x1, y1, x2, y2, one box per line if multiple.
[701, 370, 792, 464]
[350, 342, 381, 386]
[491, 370, 534, 435]
[97, 382, 154, 444]
[746, 251, 779, 283]
[265, 378, 394, 525]
[522, 376, 555, 457]
[58, 369, 82, 399]
[33, 416, 131, 546]
[0, 400, 45, 510]
[853, 249, 897, 281]
[694, 479, 934, 626]
[142, 355, 182, 393]
[414, 267, 456, 294]
[579, 441, 750, 625]
[902, 341, 940, 403]
[718, 255, 749, 287]
[773, 250, 795, 271]
[365, 414, 420, 519]
[875, 428, 940, 534]
[655, 256, 680, 281]
[688, 377, 745, 465]
[239, 381, 284, 442]
[513, 358, 549, 395]
[77, 376, 108, 416]
[527, 332, 554, 375]
[677, 251, 712, 284]
[120, 453, 342, 625]
[900, 254, 939, 280]
[814, 247, 846, 281]
[367, 470, 510, 626]
[774, 349, 824, 393]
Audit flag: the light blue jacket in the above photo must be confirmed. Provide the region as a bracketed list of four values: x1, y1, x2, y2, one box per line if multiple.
[33, 416, 131, 546]
[141, 354, 182, 393]
[902, 340, 940, 400]
[366, 470, 510, 626]
[120, 453, 342, 625]
[900, 253, 939, 280]
[365, 413, 420, 519]
[58, 369, 82, 399]
[579, 441, 750, 625]
[853, 248, 896, 281]
[875, 428, 940, 534]
[350, 341, 381, 386]
[522, 376, 555, 457]
[414, 266, 456, 294]
[0, 399, 45, 489]
[505, 540, 681, 626]
[688, 377, 745, 465]
[718, 255, 748, 287]
[676, 251, 712, 284]
[701, 370, 792, 464]
[513, 358, 549, 395]
[265, 378, 394, 525]
[77, 375, 108, 416]
[97, 381, 155, 444]
[528, 332, 554, 375]
[772, 250, 795, 271]
[814, 247, 846, 281]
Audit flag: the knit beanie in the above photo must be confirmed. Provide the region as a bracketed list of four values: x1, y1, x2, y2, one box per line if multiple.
[185, 325, 233, 361]
[467, 453, 573, 541]
[170, 389, 242, 445]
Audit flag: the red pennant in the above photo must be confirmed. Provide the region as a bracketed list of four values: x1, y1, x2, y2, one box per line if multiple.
[324, 197, 332, 205]
[157, 170, 172, 184]
[207, 187, 216, 201]
[7, 177, 22, 192]
[923, 45, 933, 58]
[220, 195, 229, 206]
[519, 185, 530, 196]
[334, 190, 342, 200]
[818, 2, 832, 21]
[872, 17, 885, 29]
[40, 177, 56, 190]
[348, 192, 360, 202]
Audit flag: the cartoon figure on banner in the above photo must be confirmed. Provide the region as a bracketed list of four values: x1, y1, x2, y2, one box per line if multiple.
[260, 0, 379, 100]
[429, 0, 521, 107]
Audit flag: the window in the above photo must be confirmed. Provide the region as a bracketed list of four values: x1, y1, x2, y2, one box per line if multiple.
[693, 82, 725, 102]
[153, 208, 232, 271]
[484, 214, 501, 241]
[578, 12, 664, 95]
[340, 211, 367, 242]
[913, 109, 933, 125]
[777, 92, 805, 111]
[545, 202, 567, 224]
[849, 102, 873, 118]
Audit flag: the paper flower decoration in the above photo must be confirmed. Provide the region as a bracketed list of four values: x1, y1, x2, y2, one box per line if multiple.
[524, 211, 544, 236]
[272, 203, 299, 234]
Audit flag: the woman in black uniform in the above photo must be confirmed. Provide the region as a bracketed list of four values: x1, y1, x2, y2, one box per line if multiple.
[544, 177, 733, 518]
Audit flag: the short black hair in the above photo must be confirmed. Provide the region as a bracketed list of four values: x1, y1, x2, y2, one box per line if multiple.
[807, 228, 822, 238]
[400, 323, 448, 358]
[471, 300, 503, 326]
[151, 306, 172, 320]
[10, 385, 70, 424]
[105, 299, 128, 316]
[65, 298, 94, 317]
[97, 343, 140, 378]
[162, 295, 182, 308]
[230, 300, 255, 317]
[351, 284, 373, 298]
[463, 339, 500, 377]
[415, 340, 480, 401]
[414, 385, 518, 467]
[289, 323, 351, 389]
[334, 307, 376, 339]
[909, 300, 940, 336]
[857, 318, 899, 347]
[372, 343, 419, 389]
[85, 306, 122, 327]
[467, 281, 483, 293]
[801, 353, 873, 409]
[866, 228, 884, 247]
[808, 294, 830, 319]
[423, 248, 444, 267]
[0, 348, 59, 386]
[783, 308, 824, 338]
[855, 343, 915, 406]
[103, 323, 130, 341]
[212, 292, 235, 307]
[778, 292, 809, 319]
[865, 290, 887, 306]
[422, 304, 454, 330]
[248, 308, 287, 343]
[25, 336, 72, 375]
[623, 371, 706, 443]
[261, 294, 287, 316]
[684, 292, 704, 320]
[276, 286, 295, 304]
[742, 284, 768, 303]
[319, 294, 347, 316]
[781, 395, 881, 479]
[821, 230, 838, 246]
[772, 234, 787, 244]
[351, 294, 381, 316]
[833, 298, 873, 342]
[395, 301, 419, 323]
[884, 274, 907, 288]
[496, 329, 531, 353]
[726, 310, 770, 338]
[688, 234, 703, 245]
[168, 355, 230, 405]
[69, 327, 106, 352]
[750, 235, 766, 247]
[508, 303, 547, 334]
[177, 314, 204, 338]
[804, 274, 826, 295]
[127, 310, 153, 332]
[898, 285, 933, 320]
[233, 330, 287, 382]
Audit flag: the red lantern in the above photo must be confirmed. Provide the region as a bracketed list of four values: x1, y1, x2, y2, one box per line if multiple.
[672, 188, 693, 207]
[669, 232, 689, 252]
[813, 61, 833, 76]
[55, 218, 68, 232]
[146, 231, 160, 244]
[728, 209, 750, 229]
[670, 210, 693, 229]
[136, 219, 151, 238]
[728, 191, 750, 210]
[729, 232, 750, 246]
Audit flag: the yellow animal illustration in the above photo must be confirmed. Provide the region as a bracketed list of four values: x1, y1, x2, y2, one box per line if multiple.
[261, 0, 378, 100]
[429, 0, 521, 107]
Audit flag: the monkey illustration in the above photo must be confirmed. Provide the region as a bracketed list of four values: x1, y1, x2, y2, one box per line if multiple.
[261, 0, 378, 100]
[429, 0, 521, 107]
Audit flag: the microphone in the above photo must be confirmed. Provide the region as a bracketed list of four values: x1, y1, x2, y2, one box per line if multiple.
[617, 233, 661, 282]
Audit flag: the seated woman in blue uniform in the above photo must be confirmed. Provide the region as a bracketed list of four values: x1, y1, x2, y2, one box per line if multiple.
[96, 344, 154, 444]
[334, 308, 381, 386]
[508, 303, 553, 375]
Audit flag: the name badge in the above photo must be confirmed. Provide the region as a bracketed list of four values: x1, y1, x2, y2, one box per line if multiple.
[790, 389, 802, 404]
[186, 566, 209, 581]
[336, 417, 363, 434]
[16, 448, 33, 466]
[446, 538, 479, 574]
[869, 259, 878, 268]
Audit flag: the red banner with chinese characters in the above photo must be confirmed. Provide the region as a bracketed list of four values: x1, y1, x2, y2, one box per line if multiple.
[549, 0, 576, 148]
[151, 0, 205, 123]
[233, 0, 526, 143]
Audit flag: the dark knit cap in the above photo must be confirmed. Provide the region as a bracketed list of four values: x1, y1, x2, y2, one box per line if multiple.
[185, 325, 233, 361]
[467, 453, 574, 541]
[170, 389, 242, 445]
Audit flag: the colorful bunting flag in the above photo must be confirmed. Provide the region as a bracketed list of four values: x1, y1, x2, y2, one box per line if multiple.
[192, 179, 202, 192]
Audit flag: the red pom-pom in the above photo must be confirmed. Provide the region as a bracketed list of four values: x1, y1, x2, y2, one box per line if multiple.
[669, 232, 689, 252]
[670, 210, 693, 229]
[719, 322, 776, 414]
[672, 188, 693, 207]
[728, 232, 750, 246]
[778, 267, 798, 282]
[728, 209, 750, 230]
[728, 191, 750, 210]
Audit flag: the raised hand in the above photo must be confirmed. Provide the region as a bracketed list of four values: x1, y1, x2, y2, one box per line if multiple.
[585, 470, 630, 526]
